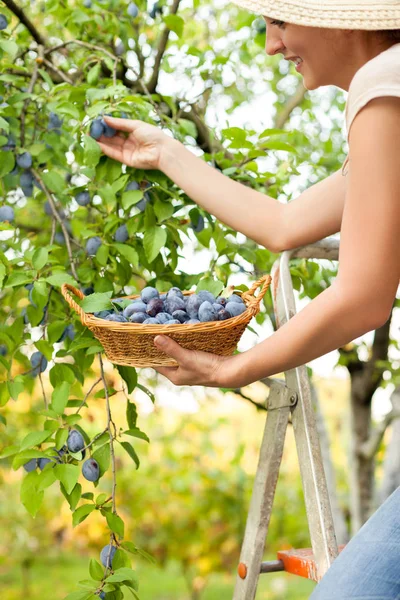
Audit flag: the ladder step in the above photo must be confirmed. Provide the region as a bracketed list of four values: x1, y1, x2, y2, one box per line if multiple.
[270, 545, 346, 581]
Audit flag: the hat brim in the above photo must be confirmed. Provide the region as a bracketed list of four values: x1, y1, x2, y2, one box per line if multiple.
[230, 0, 400, 30]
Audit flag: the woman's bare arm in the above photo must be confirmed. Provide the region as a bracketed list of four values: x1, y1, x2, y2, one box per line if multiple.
[160, 139, 347, 253]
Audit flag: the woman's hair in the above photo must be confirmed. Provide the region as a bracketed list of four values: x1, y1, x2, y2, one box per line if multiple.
[377, 29, 400, 43]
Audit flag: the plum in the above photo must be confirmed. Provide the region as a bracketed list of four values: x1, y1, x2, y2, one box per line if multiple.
[16, 152, 32, 169]
[140, 286, 159, 304]
[105, 314, 128, 322]
[225, 302, 246, 317]
[146, 297, 164, 317]
[125, 181, 140, 191]
[123, 301, 147, 318]
[75, 191, 91, 206]
[114, 224, 129, 243]
[172, 310, 190, 323]
[186, 319, 200, 324]
[217, 309, 231, 321]
[198, 301, 218, 322]
[30, 351, 48, 376]
[100, 544, 116, 569]
[167, 286, 184, 300]
[82, 458, 100, 481]
[101, 118, 117, 138]
[23, 459, 37, 472]
[0, 14, 8, 29]
[143, 317, 160, 324]
[90, 119, 105, 140]
[198, 290, 216, 304]
[227, 294, 245, 305]
[164, 296, 185, 314]
[128, 312, 147, 323]
[67, 429, 85, 453]
[0, 206, 14, 222]
[186, 294, 202, 318]
[38, 457, 53, 470]
[127, 1, 139, 17]
[86, 237, 102, 255]
[165, 319, 181, 324]
[156, 312, 171, 324]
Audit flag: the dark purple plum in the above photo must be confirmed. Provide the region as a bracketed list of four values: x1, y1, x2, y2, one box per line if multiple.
[128, 312, 147, 323]
[217, 309, 231, 321]
[146, 298, 164, 317]
[114, 224, 129, 243]
[82, 458, 100, 481]
[198, 290, 216, 304]
[156, 312, 171, 324]
[198, 301, 218, 322]
[86, 237, 102, 255]
[227, 294, 245, 305]
[225, 302, 246, 317]
[23, 459, 38, 472]
[164, 296, 185, 314]
[0, 206, 14, 222]
[143, 317, 160, 324]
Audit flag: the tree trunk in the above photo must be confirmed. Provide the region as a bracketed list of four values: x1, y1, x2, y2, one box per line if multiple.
[379, 386, 400, 504]
[344, 315, 392, 534]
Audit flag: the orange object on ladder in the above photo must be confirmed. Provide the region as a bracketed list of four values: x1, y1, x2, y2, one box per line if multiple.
[233, 238, 343, 599]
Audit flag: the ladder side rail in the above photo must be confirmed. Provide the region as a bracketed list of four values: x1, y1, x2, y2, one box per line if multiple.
[232, 382, 293, 600]
[270, 238, 340, 579]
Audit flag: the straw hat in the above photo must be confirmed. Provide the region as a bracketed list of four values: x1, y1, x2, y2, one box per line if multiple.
[230, 0, 400, 30]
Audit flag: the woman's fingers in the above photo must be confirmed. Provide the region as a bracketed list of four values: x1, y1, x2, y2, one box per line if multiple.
[96, 140, 123, 162]
[103, 116, 141, 133]
[97, 133, 125, 149]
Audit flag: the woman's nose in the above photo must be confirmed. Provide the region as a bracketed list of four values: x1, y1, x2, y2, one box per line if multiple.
[265, 34, 285, 57]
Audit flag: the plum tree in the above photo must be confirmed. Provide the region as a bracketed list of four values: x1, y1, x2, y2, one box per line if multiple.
[82, 458, 100, 481]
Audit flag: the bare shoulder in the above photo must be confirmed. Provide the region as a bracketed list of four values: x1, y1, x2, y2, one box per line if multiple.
[348, 96, 400, 175]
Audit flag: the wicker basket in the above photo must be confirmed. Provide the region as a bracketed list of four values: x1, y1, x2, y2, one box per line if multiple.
[61, 275, 271, 368]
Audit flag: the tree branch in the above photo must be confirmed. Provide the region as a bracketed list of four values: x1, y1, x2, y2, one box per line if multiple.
[146, 0, 182, 94]
[1, 0, 46, 46]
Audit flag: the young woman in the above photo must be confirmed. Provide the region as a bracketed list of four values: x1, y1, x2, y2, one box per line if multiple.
[97, 1, 400, 596]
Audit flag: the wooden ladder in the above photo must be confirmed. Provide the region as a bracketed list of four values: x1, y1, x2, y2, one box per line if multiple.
[233, 238, 342, 599]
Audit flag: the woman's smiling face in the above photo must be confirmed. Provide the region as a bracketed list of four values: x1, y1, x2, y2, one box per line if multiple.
[261, 17, 395, 91]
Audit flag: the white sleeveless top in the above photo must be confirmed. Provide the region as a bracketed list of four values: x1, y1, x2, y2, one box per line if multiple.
[342, 42, 400, 176]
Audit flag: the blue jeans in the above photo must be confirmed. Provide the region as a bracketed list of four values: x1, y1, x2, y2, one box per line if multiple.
[309, 486, 400, 600]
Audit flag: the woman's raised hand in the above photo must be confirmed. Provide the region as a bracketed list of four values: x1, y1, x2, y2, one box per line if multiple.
[94, 116, 172, 170]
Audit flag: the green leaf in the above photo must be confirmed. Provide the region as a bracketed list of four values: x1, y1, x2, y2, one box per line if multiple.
[126, 401, 137, 429]
[113, 244, 138, 267]
[0, 39, 19, 61]
[34, 340, 53, 361]
[143, 226, 166, 263]
[105, 511, 125, 539]
[116, 365, 137, 394]
[123, 428, 149, 443]
[20, 430, 53, 452]
[51, 382, 71, 415]
[42, 171, 66, 194]
[0, 444, 20, 459]
[55, 427, 69, 450]
[121, 190, 143, 210]
[63, 591, 96, 600]
[0, 151, 15, 177]
[163, 14, 184, 37]
[96, 244, 109, 267]
[119, 441, 139, 469]
[72, 504, 96, 527]
[120, 541, 156, 564]
[92, 443, 110, 476]
[20, 471, 44, 517]
[80, 292, 113, 313]
[106, 567, 138, 587]
[5, 271, 37, 288]
[0, 414, 6, 426]
[8, 375, 25, 401]
[89, 558, 104, 581]
[32, 247, 49, 271]
[87, 62, 101, 85]
[54, 464, 80, 495]
[0, 262, 6, 289]
[83, 134, 101, 167]
[196, 277, 224, 298]
[45, 272, 78, 288]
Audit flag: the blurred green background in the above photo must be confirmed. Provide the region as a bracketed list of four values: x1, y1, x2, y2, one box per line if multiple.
[0, 371, 353, 599]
